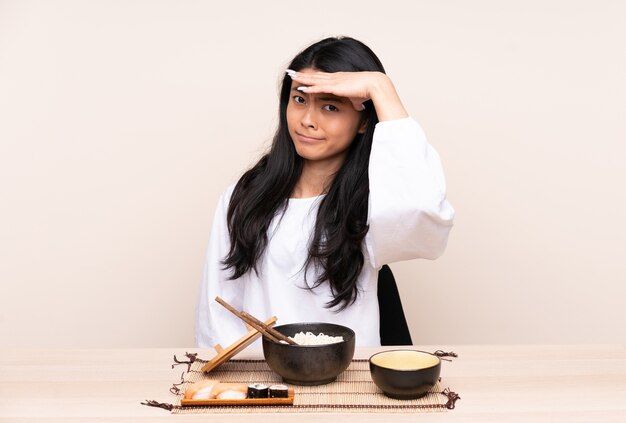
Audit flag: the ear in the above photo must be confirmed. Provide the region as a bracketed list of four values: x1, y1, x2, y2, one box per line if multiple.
[357, 118, 368, 134]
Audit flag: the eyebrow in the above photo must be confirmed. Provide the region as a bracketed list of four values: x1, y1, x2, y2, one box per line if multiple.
[291, 87, 346, 103]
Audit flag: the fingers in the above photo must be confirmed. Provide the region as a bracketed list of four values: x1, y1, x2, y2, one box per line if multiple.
[286, 69, 329, 93]
[295, 84, 327, 94]
[287, 69, 333, 80]
[351, 100, 367, 111]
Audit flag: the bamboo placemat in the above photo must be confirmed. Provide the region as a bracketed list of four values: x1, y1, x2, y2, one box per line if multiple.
[142, 353, 460, 414]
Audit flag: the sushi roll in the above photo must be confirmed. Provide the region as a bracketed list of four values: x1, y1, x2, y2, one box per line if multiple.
[269, 384, 289, 398]
[247, 383, 269, 398]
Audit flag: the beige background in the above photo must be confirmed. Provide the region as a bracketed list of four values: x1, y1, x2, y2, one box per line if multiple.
[1, 0, 624, 348]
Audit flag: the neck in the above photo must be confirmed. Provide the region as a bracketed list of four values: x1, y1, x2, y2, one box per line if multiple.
[291, 155, 345, 198]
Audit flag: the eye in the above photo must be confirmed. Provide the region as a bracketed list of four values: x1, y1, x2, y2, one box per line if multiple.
[292, 95, 305, 104]
[324, 104, 339, 112]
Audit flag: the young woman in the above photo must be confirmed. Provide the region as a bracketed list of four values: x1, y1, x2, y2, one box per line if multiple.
[195, 36, 454, 348]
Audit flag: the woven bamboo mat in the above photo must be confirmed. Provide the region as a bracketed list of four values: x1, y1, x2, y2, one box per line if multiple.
[155, 355, 460, 414]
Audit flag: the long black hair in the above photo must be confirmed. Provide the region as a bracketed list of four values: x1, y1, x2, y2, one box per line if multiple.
[222, 36, 386, 310]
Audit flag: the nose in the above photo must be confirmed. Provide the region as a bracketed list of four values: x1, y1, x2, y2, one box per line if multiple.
[300, 104, 318, 129]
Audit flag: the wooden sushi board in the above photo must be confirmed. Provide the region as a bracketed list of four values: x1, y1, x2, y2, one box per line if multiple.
[180, 389, 295, 407]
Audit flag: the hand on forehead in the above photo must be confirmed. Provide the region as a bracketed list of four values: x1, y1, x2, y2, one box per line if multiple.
[287, 69, 370, 112]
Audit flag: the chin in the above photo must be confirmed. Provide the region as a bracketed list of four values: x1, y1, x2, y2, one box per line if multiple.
[293, 145, 322, 160]
[295, 151, 323, 161]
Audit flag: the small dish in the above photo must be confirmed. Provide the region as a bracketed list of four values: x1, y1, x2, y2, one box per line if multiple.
[369, 349, 441, 399]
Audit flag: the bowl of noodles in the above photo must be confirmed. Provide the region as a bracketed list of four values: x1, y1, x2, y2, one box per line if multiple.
[262, 322, 355, 385]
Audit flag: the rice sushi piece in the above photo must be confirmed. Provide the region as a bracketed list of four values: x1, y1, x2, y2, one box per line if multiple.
[211, 382, 248, 400]
[184, 379, 220, 400]
[216, 389, 247, 400]
[247, 383, 269, 398]
[269, 384, 289, 398]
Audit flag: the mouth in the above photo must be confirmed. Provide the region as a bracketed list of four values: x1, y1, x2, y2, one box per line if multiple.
[296, 132, 325, 143]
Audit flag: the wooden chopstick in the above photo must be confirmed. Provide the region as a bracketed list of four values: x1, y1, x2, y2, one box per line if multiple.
[214, 296, 279, 343]
[240, 311, 297, 345]
[215, 297, 296, 344]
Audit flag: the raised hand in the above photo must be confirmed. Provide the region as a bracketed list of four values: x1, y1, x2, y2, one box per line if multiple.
[286, 69, 409, 121]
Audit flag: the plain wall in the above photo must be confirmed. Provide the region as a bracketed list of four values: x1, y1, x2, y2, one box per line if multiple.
[1, 0, 624, 347]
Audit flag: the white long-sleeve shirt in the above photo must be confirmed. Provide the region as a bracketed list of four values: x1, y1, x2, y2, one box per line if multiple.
[195, 116, 455, 348]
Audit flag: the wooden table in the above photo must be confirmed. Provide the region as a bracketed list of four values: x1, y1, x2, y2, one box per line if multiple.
[1, 345, 625, 422]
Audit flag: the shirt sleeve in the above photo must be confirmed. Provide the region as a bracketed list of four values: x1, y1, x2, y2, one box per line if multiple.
[195, 184, 247, 348]
[364, 116, 455, 268]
